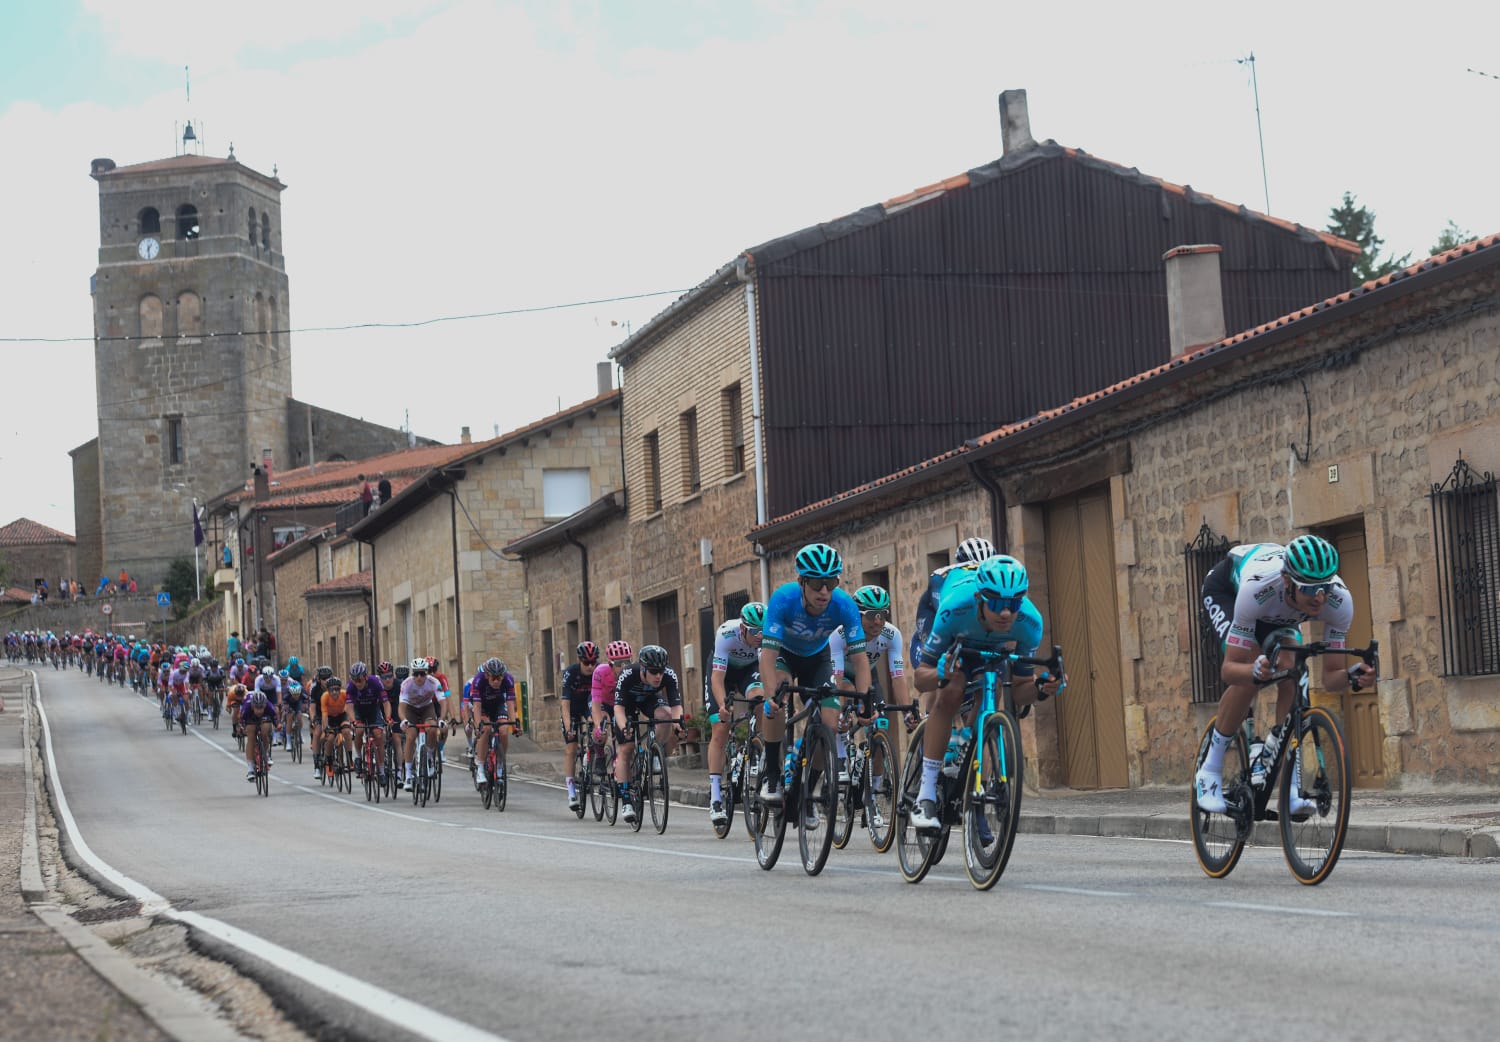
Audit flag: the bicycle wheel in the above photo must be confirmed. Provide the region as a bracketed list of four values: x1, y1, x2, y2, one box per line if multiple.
[494, 746, 508, 812]
[648, 739, 669, 834]
[235, 723, 245, 751]
[589, 746, 607, 821]
[1190, 720, 1252, 879]
[866, 730, 897, 853]
[291, 727, 303, 765]
[741, 736, 765, 842]
[750, 752, 787, 872]
[628, 750, 646, 833]
[432, 742, 444, 805]
[365, 746, 377, 802]
[574, 746, 589, 820]
[1279, 706, 1351, 885]
[798, 721, 839, 876]
[963, 712, 1025, 891]
[255, 738, 269, 797]
[831, 766, 855, 850]
[413, 745, 426, 807]
[715, 738, 738, 840]
[211, 699, 221, 730]
[603, 743, 620, 825]
[339, 746, 354, 793]
[178, 703, 188, 735]
[895, 720, 940, 884]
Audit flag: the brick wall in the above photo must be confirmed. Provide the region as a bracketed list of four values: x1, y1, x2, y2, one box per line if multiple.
[270, 543, 319, 667]
[0, 543, 78, 596]
[306, 593, 370, 676]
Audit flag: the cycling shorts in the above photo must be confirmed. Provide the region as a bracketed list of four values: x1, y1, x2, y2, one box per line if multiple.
[775, 647, 838, 707]
[352, 703, 386, 728]
[325, 712, 348, 730]
[705, 664, 761, 718]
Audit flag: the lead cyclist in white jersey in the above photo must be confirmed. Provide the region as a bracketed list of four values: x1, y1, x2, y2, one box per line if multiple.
[1194, 535, 1377, 813]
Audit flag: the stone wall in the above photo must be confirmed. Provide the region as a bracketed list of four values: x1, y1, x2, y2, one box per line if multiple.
[166, 596, 228, 658]
[270, 542, 319, 667]
[287, 400, 436, 472]
[0, 543, 77, 596]
[306, 593, 371, 676]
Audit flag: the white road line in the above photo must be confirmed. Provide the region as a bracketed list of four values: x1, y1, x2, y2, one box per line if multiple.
[35, 682, 514, 1042]
[1205, 901, 1355, 917]
[1024, 884, 1135, 898]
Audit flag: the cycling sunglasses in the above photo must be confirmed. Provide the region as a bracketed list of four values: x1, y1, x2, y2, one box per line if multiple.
[802, 577, 839, 592]
[981, 593, 1025, 614]
[1285, 573, 1332, 598]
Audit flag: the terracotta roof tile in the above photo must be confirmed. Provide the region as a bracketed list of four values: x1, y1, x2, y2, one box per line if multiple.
[0, 517, 76, 546]
[3, 586, 35, 603]
[760, 231, 1500, 530]
[305, 570, 373, 597]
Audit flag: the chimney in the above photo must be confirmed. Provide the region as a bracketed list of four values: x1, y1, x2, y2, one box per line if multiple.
[1163, 245, 1226, 357]
[999, 89, 1035, 155]
[597, 361, 613, 396]
[252, 465, 270, 501]
[460, 426, 472, 444]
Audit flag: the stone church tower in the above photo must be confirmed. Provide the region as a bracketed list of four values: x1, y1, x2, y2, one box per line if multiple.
[79, 150, 293, 588]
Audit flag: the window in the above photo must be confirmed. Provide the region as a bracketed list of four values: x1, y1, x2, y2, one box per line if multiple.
[138, 207, 160, 235]
[176, 204, 200, 240]
[721, 383, 745, 475]
[1185, 522, 1231, 702]
[271, 525, 307, 550]
[177, 291, 202, 337]
[254, 293, 269, 349]
[165, 415, 184, 465]
[643, 431, 662, 513]
[679, 408, 700, 495]
[262, 213, 271, 251]
[608, 606, 622, 642]
[722, 589, 750, 624]
[329, 635, 337, 674]
[139, 294, 163, 339]
[543, 468, 591, 518]
[925, 550, 949, 575]
[1430, 457, 1500, 676]
[541, 628, 555, 691]
[268, 296, 278, 349]
[566, 620, 580, 659]
[248, 207, 258, 245]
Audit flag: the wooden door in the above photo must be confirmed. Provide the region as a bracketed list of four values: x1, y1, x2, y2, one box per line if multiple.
[1319, 524, 1383, 787]
[1044, 488, 1129, 789]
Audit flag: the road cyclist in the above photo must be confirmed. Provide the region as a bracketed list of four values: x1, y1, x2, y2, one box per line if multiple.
[705, 602, 766, 830]
[397, 657, 449, 793]
[611, 644, 685, 826]
[344, 662, 392, 787]
[558, 642, 599, 811]
[469, 658, 518, 791]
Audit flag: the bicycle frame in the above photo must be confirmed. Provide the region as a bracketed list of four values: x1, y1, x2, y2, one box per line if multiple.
[963, 646, 1063, 803]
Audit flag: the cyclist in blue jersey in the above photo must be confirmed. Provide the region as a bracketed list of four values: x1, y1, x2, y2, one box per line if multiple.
[756, 543, 872, 806]
[909, 536, 996, 715]
[911, 554, 1066, 832]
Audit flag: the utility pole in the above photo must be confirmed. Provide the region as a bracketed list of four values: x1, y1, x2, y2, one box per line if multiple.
[1238, 52, 1271, 213]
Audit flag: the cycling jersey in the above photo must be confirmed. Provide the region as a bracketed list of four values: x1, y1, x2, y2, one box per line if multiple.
[615, 664, 682, 715]
[830, 620, 906, 679]
[255, 675, 283, 704]
[710, 620, 759, 672]
[468, 671, 516, 718]
[320, 688, 349, 718]
[590, 662, 620, 706]
[558, 664, 591, 718]
[399, 675, 444, 708]
[241, 702, 279, 726]
[345, 676, 388, 725]
[910, 561, 981, 662]
[761, 581, 867, 658]
[919, 569, 1044, 676]
[1203, 543, 1353, 653]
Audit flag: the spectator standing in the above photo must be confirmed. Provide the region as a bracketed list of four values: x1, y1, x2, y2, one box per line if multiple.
[377, 474, 392, 505]
[228, 631, 242, 657]
[222, 544, 233, 568]
[359, 474, 374, 517]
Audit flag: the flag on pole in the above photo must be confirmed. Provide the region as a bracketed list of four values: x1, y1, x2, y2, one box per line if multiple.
[193, 501, 204, 547]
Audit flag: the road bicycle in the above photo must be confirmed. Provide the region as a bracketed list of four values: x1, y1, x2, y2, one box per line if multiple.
[578, 726, 607, 822]
[599, 727, 622, 826]
[831, 693, 914, 854]
[251, 730, 270, 797]
[477, 716, 517, 812]
[895, 645, 1063, 890]
[718, 693, 767, 841]
[619, 715, 677, 835]
[406, 722, 443, 808]
[1191, 639, 1376, 885]
[358, 724, 385, 803]
[743, 682, 842, 876]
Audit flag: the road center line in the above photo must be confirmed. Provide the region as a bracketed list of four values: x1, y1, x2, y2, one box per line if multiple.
[1205, 901, 1356, 917]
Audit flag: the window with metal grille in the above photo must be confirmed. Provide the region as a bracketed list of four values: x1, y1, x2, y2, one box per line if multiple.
[1185, 522, 1230, 703]
[721, 383, 745, 475]
[643, 431, 662, 513]
[1430, 457, 1500, 677]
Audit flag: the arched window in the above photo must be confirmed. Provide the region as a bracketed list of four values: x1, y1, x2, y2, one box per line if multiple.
[248, 207, 258, 246]
[177, 291, 203, 337]
[254, 292, 269, 348]
[261, 213, 272, 252]
[176, 204, 200, 240]
[268, 296, 278, 348]
[138, 207, 160, 235]
[139, 294, 163, 339]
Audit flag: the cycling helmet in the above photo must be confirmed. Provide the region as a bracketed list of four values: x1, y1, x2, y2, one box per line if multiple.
[278, 668, 289, 679]
[409, 657, 429, 673]
[955, 536, 996, 565]
[740, 602, 767, 631]
[483, 657, 506, 677]
[250, 691, 268, 709]
[975, 555, 1028, 599]
[260, 665, 275, 676]
[376, 660, 393, 675]
[229, 683, 247, 698]
[316, 666, 333, 680]
[1283, 535, 1338, 583]
[853, 585, 891, 613]
[606, 640, 633, 661]
[576, 640, 599, 663]
[794, 542, 843, 579]
[638, 644, 669, 671]
[288, 656, 298, 666]
[349, 661, 369, 678]
[427, 656, 439, 671]
[287, 681, 303, 696]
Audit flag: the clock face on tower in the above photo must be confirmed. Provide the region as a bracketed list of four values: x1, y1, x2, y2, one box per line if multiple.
[137, 237, 160, 260]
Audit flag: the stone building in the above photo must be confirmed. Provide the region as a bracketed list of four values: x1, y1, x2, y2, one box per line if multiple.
[350, 389, 623, 711]
[0, 519, 78, 597]
[750, 236, 1500, 791]
[73, 148, 430, 593]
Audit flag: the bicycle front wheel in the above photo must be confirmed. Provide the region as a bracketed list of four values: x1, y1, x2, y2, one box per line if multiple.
[1190, 720, 1251, 879]
[831, 760, 855, 851]
[715, 738, 738, 840]
[628, 751, 646, 833]
[895, 720, 939, 884]
[741, 736, 764, 841]
[866, 730, 897, 853]
[1279, 706, 1351, 885]
[494, 747, 508, 812]
[963, 712, 1025, 891]
[647, 739, 669, 834]
[797, 720, 838, 877]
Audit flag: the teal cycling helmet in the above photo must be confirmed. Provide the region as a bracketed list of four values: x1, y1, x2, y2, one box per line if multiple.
[1283, 535, 1338, 583]
[853, 585, 891, 613]
[740, 602, 767, 630]
[794, 543, 843, 579]
[976, 555, 1028, 599]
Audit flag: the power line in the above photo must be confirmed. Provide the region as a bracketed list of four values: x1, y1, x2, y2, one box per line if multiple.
[0, 288, 691, 345]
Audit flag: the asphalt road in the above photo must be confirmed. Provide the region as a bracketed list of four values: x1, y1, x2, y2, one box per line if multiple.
[36, 668, 1500, 1042]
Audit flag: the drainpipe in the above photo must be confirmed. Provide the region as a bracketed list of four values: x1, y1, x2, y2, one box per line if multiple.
[565, 529, 591, 636]
[967, 456, 1010, 553]
[443, 483, 464, 680]
[369, 541, 379, 666]
[737, 256, 770, 600]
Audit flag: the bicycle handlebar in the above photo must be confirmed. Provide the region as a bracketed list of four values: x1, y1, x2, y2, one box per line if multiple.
[1261, 640, 1379, 688]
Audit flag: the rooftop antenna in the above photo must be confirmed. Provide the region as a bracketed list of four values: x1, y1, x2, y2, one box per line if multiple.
[177, 65, 203, 156]
[1237, 52, 1270, 213]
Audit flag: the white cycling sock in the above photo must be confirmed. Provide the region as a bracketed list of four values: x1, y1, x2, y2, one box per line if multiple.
[919, 757, 942, 803]
[1203, 728, 1232, 773]
[710, 774, 722, 801]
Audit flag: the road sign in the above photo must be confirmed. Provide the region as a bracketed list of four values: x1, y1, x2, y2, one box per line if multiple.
[157, 592, 171, 607]
[101, 603, 113, 615]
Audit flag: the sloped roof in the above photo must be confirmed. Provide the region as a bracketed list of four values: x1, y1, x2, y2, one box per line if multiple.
[753, 231, 1500, 538]
[611, 140, 1360, 364]
[221, 441, 485, 511]
[306, 571, 373, 597]
[93, 153, 284, 189]
[503, 492, 625, 557]
[2, 586, 34, 604]
[0, 518, 76, 547]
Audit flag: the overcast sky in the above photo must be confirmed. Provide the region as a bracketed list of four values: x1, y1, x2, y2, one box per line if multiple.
[3, 0, 1497, 538]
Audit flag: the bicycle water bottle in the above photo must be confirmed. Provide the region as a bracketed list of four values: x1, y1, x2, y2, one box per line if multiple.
[1251, 724, 1283, 789]
[783, 738, 801, 787]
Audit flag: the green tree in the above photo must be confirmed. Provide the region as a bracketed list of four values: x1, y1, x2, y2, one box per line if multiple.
[1429, 220, 1477, 256]
[0, 552, 9, 589]
[161, 557, 201, 618]
[1326, 191, 1411, 286]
